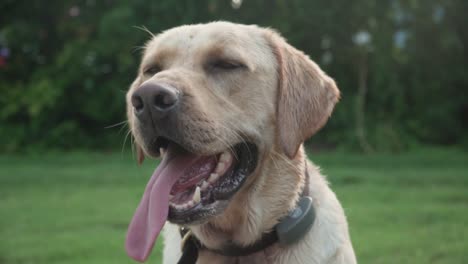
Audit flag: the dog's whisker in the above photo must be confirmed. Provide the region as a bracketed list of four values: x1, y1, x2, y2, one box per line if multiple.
[117, 122, 129, 135]
[268, 151, 282, 173]
[211, 132, 238, 159]
[122, 129, 132, 155]
[132, 45, 147, 54]
[270, 149, 297, 170]
[133, 25, 155, 38]
[105, 120, 128, 129]
[214, 122, 245, 160]
[229, 130, 251, 159]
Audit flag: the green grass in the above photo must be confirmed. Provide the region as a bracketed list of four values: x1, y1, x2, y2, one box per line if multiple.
[1, 148, 467, 263]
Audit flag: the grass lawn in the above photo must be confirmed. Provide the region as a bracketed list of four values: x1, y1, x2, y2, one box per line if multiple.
[0, 147, 467, 263]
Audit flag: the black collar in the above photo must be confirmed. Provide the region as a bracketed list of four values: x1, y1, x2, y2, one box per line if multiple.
[177, 158, 315, 264]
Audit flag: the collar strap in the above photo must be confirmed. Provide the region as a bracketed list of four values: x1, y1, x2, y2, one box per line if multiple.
[177, 158, 315, 263]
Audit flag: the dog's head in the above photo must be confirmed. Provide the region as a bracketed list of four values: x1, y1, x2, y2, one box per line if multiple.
[125, 22, 339, 261]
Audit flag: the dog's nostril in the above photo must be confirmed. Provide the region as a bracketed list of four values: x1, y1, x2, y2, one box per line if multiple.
[153, 90, 178, 110]
[131, 94, 144, 113]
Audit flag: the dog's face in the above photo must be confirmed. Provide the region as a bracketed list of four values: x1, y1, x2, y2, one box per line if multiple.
[128, 23, 278, 158]
[125, 22, 339, 261]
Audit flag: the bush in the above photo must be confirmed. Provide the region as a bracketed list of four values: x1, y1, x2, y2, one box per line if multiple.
[1, 0, 466, 152]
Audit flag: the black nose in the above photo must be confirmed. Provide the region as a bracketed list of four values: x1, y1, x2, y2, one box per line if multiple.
[131, 83, 180, 119]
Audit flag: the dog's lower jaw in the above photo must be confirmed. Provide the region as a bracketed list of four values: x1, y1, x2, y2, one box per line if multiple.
[189, 146, 307, 253]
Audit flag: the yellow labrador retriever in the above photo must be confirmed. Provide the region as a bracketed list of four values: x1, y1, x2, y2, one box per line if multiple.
[125, 22, 356, 264]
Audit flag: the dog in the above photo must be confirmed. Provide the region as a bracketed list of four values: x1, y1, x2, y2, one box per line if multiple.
[125, 22, 356, 264]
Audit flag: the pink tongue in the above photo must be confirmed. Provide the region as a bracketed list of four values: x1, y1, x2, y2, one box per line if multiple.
[125, 146, 199, 262]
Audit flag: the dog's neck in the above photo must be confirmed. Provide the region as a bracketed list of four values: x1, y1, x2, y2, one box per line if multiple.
[190, 146, 308, 259]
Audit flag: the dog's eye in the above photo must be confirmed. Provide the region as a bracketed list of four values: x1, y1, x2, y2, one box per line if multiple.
[211, 60, 244, 71]
[144, 65, 161, 75]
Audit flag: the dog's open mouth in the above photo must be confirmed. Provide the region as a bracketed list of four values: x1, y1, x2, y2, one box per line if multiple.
[167, 141, 257, 224]
[125, 138, 257, 262]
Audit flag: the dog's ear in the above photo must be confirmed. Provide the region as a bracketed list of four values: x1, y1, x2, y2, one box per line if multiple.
[266, 31, 340, 159]
[136, 144, 145, 165]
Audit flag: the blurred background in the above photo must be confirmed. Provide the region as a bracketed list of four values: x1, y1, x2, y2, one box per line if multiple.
[0, 0, 467, 263]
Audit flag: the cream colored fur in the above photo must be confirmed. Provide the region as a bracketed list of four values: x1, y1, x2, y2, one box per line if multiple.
[127, 22, 356, 264]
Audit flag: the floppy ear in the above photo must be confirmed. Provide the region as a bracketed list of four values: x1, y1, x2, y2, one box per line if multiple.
[136, 144, 145, 165]
[266, 31, 340, 158]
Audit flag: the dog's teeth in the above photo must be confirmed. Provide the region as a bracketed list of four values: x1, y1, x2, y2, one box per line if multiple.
[208, 173, 219, 183]
[220, 152, 232, 162]
[169, 194, 174, 200]
[193, 186, 201, 203]
[215, 163, 225, 174]
[201, 180, 210, 191]
[160, 148, 166, 157]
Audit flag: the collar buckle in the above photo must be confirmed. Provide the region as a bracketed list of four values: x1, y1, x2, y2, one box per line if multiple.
[276, 196, 315, 246]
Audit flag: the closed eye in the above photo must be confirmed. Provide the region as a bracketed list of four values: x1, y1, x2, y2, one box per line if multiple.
[144, 65, 162, 76]
[209, 59, 245, 71]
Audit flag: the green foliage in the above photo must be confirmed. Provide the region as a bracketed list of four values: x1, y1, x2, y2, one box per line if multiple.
[0, 0, 466, 152]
